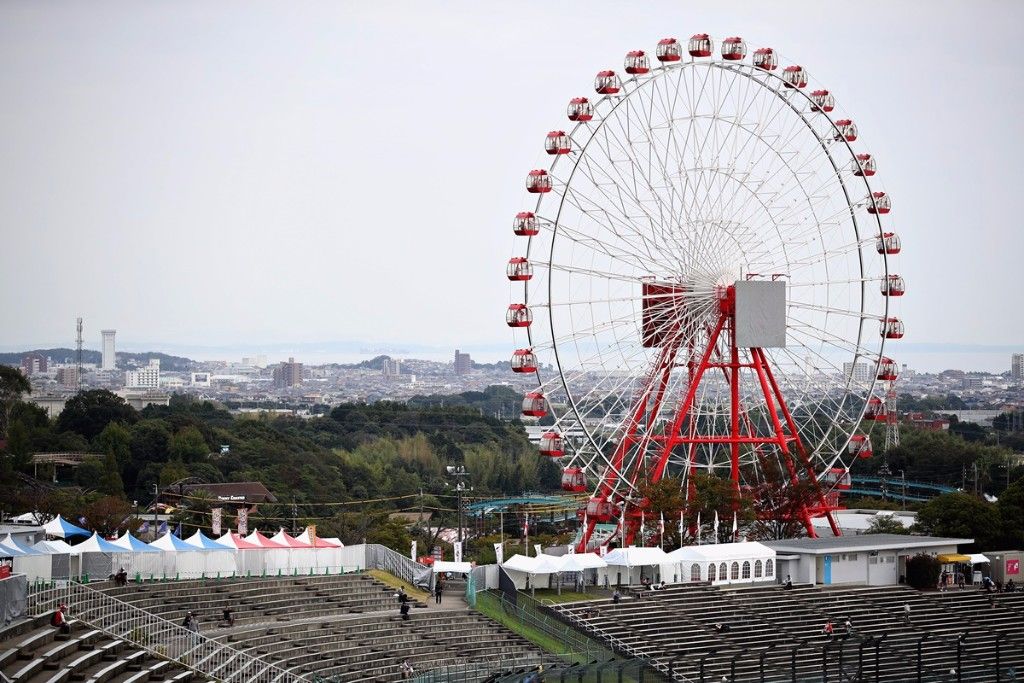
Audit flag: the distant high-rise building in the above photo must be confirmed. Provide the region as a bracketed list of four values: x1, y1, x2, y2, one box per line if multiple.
[126, 359, 160, 388]
[843, 362, 871, 383]
[273, 357, 303, 388]
[1013, 353, 1024, 382]
[454, 350, 472, 375]
[382, 358, 401, 377]
[21, 353, 47, 376]
[56, 366, 79, 389]
[101, 330, 116, 371]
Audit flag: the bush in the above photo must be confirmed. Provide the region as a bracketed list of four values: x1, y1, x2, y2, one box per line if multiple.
[905, 553, 941, 591]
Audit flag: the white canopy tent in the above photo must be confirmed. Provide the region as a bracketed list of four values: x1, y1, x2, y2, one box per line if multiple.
[432, 561, 472, 574]
[1, 535, 51, 583]
[667, 542, 776, 585]
[150, 533, 235, 579]
[108, 533, 167, 579]
[602, 546, 671, 586]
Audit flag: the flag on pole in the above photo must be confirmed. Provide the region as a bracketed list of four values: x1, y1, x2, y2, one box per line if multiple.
[640, 511, 645, 546]
[696, 511, 702, 545]
[732, 512, 738, 542]
[658, 512, 665, 538]
[713, 511, 719, 544]
[679, 510, 684, 542]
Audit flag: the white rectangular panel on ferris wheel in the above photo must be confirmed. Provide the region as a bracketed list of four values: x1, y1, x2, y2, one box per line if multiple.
[735, 280, 787, 348]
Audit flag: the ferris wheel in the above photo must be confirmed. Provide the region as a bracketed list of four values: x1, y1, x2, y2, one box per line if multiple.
[506, 35, 904, 550]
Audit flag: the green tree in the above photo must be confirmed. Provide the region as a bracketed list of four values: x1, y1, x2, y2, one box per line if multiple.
[99, 452, 125, 497]
[863, 515, 911, 535]
[129, 419, 172, 464]
[686, 472, 755, 543]
[905, 553, 941, 591]
[74, 457, 106, 490]
[168, 426, 209, 463]
[914, 492, 1000, 550]
[996, 479, 1024, 549]
[57, 390, 138, 441]
[0, 365, 31, 440]
[83, 495, 135, 537]
[159, 459, 189, 487]
[93, 422, 132, 469]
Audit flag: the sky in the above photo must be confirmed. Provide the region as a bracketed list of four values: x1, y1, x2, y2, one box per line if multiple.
[1, 1, 1022, 371]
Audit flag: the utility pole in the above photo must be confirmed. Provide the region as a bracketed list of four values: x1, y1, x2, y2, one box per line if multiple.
[152, 484, 159, 538]
[75, 317, 84, 391]
[291, 503, 298, 534]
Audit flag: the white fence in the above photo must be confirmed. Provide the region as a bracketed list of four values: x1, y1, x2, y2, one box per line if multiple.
[27, 581, 309, 682]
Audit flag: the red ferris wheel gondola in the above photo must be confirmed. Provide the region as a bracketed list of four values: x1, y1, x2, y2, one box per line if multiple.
[567, 97, 594, 122]
[594, 70, 621, 95]
[511, 349, 538, 373]
[513, 211, 539, 237]
[561, 467, 587, 493]
[882, 274, 905, 297]
[876, 232, 901, 255]
[544, 131, 571, 155]
[810, 90, 835, 113]
[624, 50, 650, 75]
[881, 317, 905, 339]
[506, 304, 532, 328]
[506, 257, 533, 282]
[539, 432, 564, 456]
[867, 192, 891, 214]
[656, 38, 682, 62]
[526, 170, 552, 193]
[877, 357, 899, 381]
[687, 34, 713, 58]
[782, 65, 808, 88]
[753, 47, 778, 70]
[834, 119, 858, 142]
[522, 392, 547, 418]
[864, 397, 885, 421]
[853, 154, 876, 177]
[721, 36, 746, 61]
[848, 435, 873, 459]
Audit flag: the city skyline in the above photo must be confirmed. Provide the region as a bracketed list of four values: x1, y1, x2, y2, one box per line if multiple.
[1, 2, 1022, 360]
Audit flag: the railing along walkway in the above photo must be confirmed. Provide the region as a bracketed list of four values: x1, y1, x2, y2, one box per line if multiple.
[27, 580, 309, 682]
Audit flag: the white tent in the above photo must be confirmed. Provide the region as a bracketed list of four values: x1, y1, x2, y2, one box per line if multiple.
[1, 535, 51, 583]
[432, 561, 473, 574]
[560, 553, 607, 572]
[108, 533, 167, 579]
[968, 553, 990, 565]
[602, 546, 671, 586]
[215, 531, 266, 576]
[667, 542, 776, 585]
[269, 529, 319, 572]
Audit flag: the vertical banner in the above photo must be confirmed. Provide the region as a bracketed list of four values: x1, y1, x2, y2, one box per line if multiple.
[494, 543, 504, 566]
[566, 544, 575, 555]
[410, 540, 417, 562]
[237, 507, 248, 536]
[211, 508, 222, 536]
[599, 545, 608, 557]
[308, 524, 317, 546]
[534, 543, 543, 558]
[453, 541, 463, 563]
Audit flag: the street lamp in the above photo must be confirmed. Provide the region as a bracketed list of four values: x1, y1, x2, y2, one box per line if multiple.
[446, 465, 470, 549]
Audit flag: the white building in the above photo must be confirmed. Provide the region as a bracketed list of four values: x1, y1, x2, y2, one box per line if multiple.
[765, 534, 972, 587]
[191, 372, 212, 387]
[1012, 353, 1024, 382]
[101, 329, 116, 371]
[843, 362, 872, 383]
[125, 359, 160, 388]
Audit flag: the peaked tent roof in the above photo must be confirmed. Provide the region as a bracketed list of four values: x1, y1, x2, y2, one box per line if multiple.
[42, 514, 90, 539]
[270, 529, 312, 548]
[5, 535, 45, 555]
[32, 540, 72, 554]
[70, 532, 125, 555]
[603, 546, 670, 568]
[150, 533, 201, 552]
[109, 533, 162, 553]
[294, 529, 341, 548]
[184, 531, 232, 550]
[667, 541, 776, 563]
[244, 530, 286, 548]
[215, 531, 262, 550]
[0, 536, 28, 555]
[561, 553, 607, 571]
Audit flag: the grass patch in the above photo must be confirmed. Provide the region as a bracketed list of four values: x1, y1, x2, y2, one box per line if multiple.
[530, 589, 607, 604]
[475, 592, 576, 659]
[367, 569, 430, 602]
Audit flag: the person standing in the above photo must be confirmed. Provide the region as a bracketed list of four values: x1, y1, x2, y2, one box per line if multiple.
[434, 580, 443, 605]
[903, 602, 911, 625]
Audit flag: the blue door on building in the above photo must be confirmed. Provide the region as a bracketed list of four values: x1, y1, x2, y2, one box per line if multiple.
[823, 555, 832, 584]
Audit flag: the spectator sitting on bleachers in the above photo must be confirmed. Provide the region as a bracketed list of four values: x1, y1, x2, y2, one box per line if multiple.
[400, 659, 414, 679]
[612, 589, 621, 604]
[822, 619, 834, 640]
[50, 603, 70, 635]
[1006, 579, 1016, 593]
[222, 607, 235, 627]
[650, 581, 665, 591]
[843, 617, 854, 639]
[783, 575, 793, 590]
[114, 567, 128, 586]
[713, 622, 731, 634]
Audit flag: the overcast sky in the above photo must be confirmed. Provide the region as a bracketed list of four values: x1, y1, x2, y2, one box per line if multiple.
[1, 1, 1021, 368]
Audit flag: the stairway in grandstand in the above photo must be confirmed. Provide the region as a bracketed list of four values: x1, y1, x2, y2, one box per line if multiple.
[0, 612, 196, 683]
[94, 573, 548, 682]
[548, 583, 1024, 682]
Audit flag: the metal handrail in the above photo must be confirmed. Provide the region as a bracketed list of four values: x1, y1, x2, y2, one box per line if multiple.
[27, 581, 308, 682]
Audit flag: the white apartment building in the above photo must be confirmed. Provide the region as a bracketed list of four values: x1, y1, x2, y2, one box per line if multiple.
[125, 359, 160, 388]
[101, 330, 116, 371]
[843, 362, 872, 383]
[1012, 353, 1024, 382]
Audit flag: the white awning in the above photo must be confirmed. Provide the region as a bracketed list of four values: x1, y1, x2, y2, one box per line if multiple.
[603, 546, 669, 568]
[969, 553, 990, 565]
[560, 553, 607, 571]
[432, 561, 472, 574]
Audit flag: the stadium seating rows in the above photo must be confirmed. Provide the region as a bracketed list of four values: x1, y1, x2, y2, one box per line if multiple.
[551, 583, 1024, 682]
[96, 573, 547, 682]
[0, 612, 194, 683]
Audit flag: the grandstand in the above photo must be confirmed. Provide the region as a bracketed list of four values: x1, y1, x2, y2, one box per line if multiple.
[2, 570, 550, 683]
[548, 582, 1024, 682]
